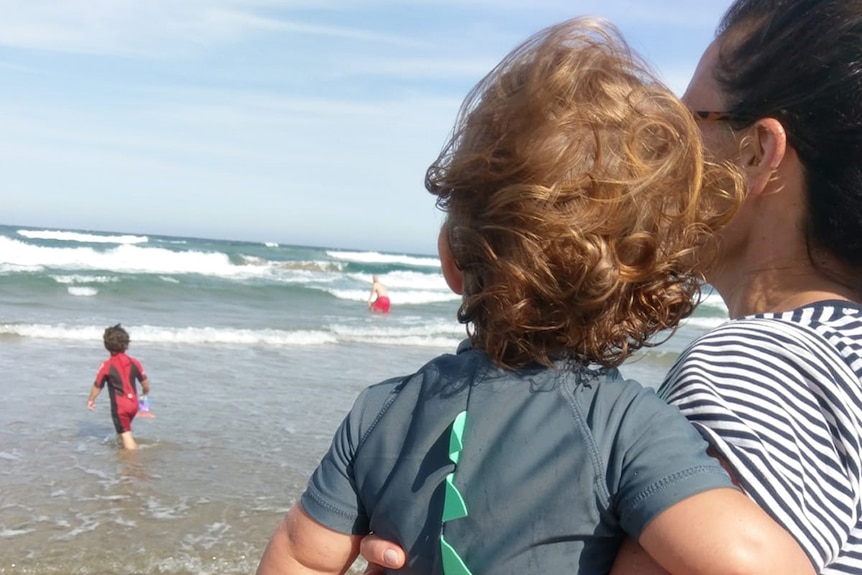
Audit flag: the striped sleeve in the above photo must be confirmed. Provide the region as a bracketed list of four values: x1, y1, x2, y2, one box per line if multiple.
[658, 314, 862, 572]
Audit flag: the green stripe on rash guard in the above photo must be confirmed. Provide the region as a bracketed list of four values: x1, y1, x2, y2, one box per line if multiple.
[442, 474, 467, 522]
[449, 411, 467, 463]
[441, 410, 472, 575]
[441, 535, 472, 575]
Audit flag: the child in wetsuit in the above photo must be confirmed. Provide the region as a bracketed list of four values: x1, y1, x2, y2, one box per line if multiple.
[87, 324, 151, 450]
[255, 17, 813, 575]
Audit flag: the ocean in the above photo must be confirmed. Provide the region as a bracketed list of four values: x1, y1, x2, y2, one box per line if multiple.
[0, 223, 730, 574]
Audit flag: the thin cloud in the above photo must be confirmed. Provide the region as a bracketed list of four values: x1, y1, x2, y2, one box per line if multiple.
[218, 10, 426, 47]
[396, 0, 724, 29]
[0, 0, 424, 55]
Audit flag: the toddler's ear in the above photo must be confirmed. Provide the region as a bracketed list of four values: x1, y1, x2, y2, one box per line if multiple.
[438, 226, 463, 295]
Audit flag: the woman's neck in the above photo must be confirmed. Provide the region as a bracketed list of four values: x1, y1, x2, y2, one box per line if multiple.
[710, 262, 859, 319]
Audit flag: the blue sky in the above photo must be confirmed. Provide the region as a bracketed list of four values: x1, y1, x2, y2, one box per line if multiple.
[0, 0, 732, 255]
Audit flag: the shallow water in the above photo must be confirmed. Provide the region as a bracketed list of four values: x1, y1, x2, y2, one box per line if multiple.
[0, 339, 441, 575]
[0, 337, 715, 574]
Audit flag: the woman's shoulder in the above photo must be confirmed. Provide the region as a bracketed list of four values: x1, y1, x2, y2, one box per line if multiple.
[661, 301, 862, 435]
[677, 300, 862, 367]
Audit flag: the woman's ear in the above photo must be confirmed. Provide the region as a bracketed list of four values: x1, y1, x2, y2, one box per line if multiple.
[742, 117, 787, 197]
[438, 226, 463, 295]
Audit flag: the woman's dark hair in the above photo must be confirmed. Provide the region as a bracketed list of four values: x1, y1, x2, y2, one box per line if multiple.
[103, 324, 130, 354]
[716, 0, 862, 277]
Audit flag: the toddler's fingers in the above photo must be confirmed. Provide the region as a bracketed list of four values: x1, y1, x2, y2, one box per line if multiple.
[359, 534, 405, 571]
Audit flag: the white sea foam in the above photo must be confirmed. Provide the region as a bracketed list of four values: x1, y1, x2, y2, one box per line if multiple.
[0, 262, 43, 273]
[181, 522, 230, 550]
[328, 271, 454, 305]
[347, 270, 446, 290]
[682, 316, 730, 330]
[327, 249, 440, 268]
[1, 237, 370, 283]
[331, 321, 463, 347]
[0, 527, 36, 538]
[264, 242, 279, 248]
[67, 286, 98, 297]
[270, 270, 339, 285]
[0, 324, 104, 341]
[698, 290, 727, 312]
[327, 288, 459, 305]
[17, 229, 148, 244]
[0, 321, 462, 348]
[51, 274, 119, 284]
[270, 260, 345, 274]
[358, 334, 458, 348]
[54, 517, 100, 541]
[0, 237, 268, 278]
[0, 323, 334, 346]
[146, 497, 191, 520]
[134, 326, 337, 346]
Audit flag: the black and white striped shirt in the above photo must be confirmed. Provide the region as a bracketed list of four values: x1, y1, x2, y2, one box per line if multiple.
[659, 301, 862, 574]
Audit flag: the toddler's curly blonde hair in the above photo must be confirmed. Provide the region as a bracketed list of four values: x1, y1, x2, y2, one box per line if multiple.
[427, 17, 743, 369]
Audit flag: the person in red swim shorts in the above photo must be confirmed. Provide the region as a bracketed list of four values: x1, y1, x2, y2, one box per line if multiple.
[87, 324, 151, 450]
[367, 275, 391, 313]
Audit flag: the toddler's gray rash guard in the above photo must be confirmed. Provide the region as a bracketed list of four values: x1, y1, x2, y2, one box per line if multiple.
[301, 342, 732, 574]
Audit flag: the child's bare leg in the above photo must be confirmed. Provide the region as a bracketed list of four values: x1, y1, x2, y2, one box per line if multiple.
[119, 431, 137, 450]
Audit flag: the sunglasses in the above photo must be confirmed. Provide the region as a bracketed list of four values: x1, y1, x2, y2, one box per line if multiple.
[692, 110, 754, 124]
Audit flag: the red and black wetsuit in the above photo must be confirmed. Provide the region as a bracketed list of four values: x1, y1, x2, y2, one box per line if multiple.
[94, 352, 147, 434]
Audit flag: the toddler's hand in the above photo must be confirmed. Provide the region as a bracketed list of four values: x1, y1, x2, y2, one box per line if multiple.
[360, 535, 405, 573]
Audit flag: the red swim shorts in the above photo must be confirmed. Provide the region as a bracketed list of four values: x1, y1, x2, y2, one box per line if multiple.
[111, 395, 139, 434]
[371, 296, 391, 313]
